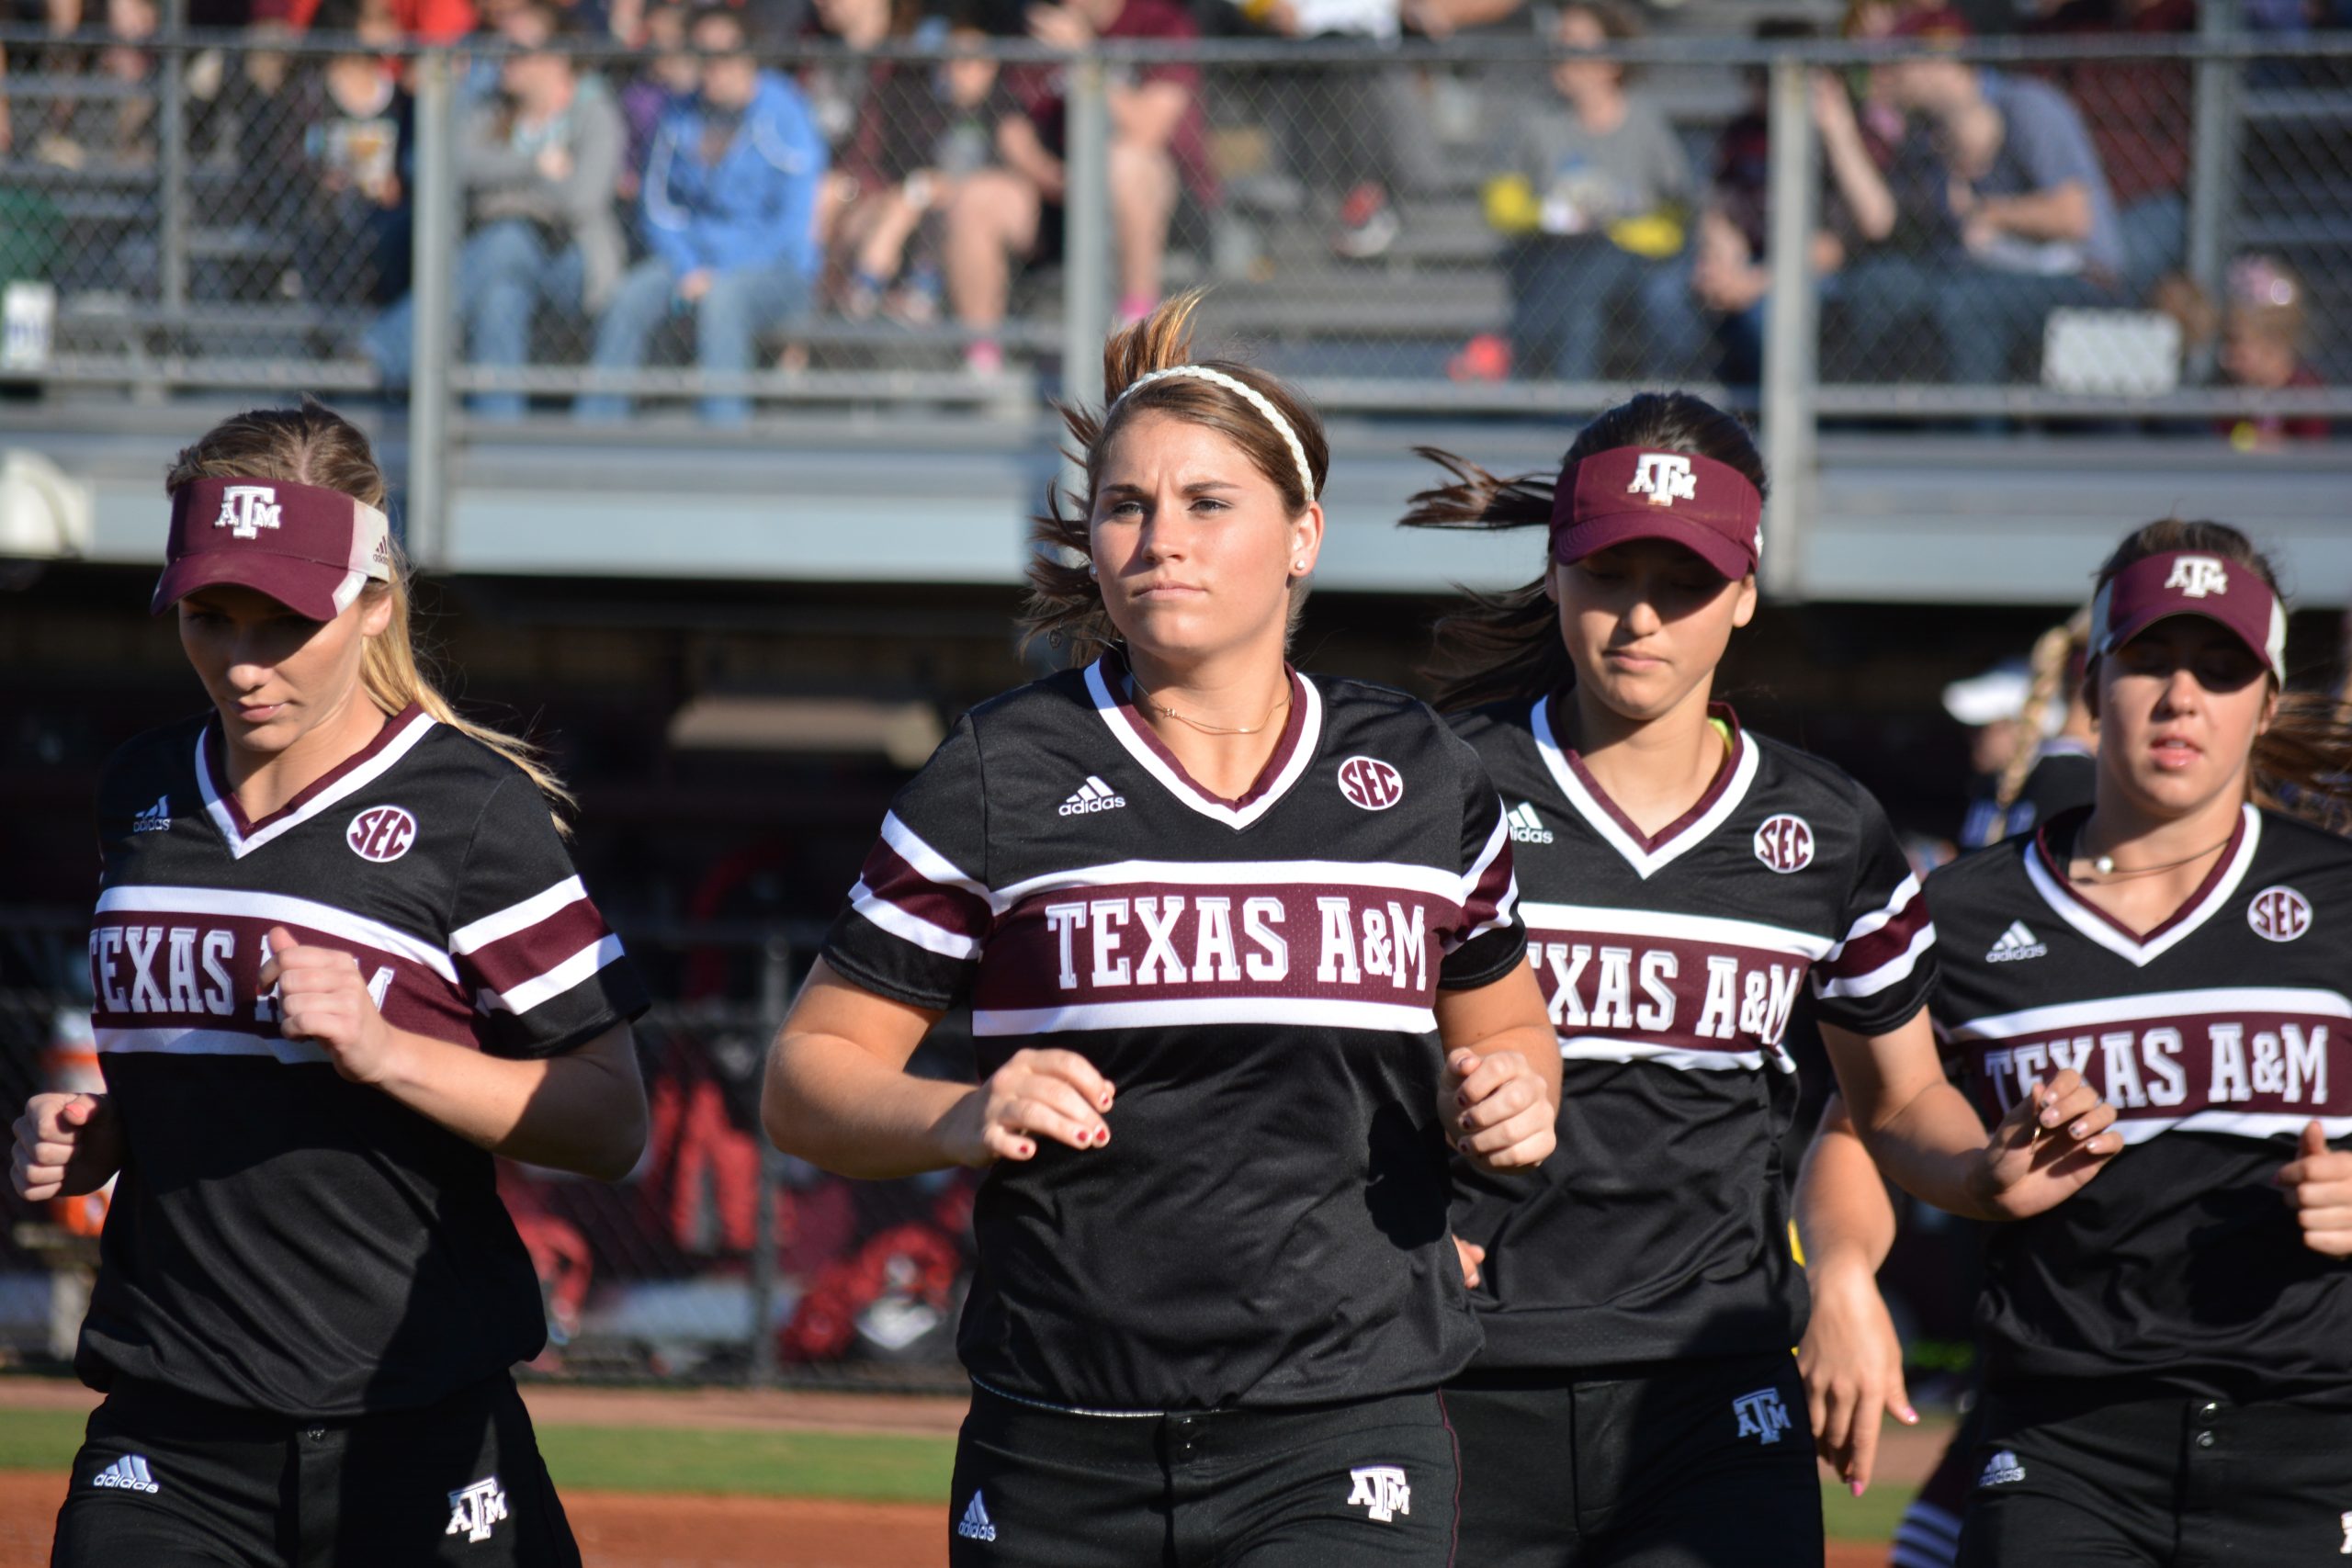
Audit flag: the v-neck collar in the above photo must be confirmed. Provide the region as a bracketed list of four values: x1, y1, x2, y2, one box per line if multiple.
[1084, 650, 1322, 831]
[1532, 694, 1758, 880]
[197, 702, 436, 860]
[2024, 803, 2261, 967]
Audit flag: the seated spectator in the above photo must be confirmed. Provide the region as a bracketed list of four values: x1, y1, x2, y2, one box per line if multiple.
[1478, 0, 1689, 384]
[806, 0, 937, 277]
[366, 0, 625, 417]
[304, 50, 414, 307]
[942, 0, 1207, 376]
[579, 4, 826, 423]
[831, 16, 1022, 323]
[1233, 0, 1412, 258]
[2202, 254, 2331, 448]
[288, 0, 477, 42]
[2026, 0, 2193, 298]
[617, 0, 698, 201]
[1839, 7, 2123, 389]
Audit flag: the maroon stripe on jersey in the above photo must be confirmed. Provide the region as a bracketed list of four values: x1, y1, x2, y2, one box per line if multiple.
[2030, 807, 2248, 946]
[1815, 895, 1930, 983]
[1962, 1009, 2345, 1125]
[971, 883, 1456, 1010]
[1101, 650, 1310, 812]
[1558, 704, 1746, 852]
[1524, 923, 1815, 1055]
[858, 837, 993, 940]
[459, 897, 615, 995]
[1463, 833, 1516, 928]
[200, 703, 431, 839]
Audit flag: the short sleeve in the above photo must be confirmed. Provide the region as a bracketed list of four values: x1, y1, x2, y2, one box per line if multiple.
[2012, 83, 2103, 196]
[1808, 792, 1935, 1037]
[1439, 747, 1528, 991]
[447, 774, 649, 1059]
[820, 715, 993, 1011]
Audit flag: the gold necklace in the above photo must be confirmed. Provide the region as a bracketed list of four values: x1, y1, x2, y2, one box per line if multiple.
[1129, 672, 1293, 737]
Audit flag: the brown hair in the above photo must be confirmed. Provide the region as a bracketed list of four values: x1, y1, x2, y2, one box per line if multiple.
[1023, 291, 1329, 660]
[1399, 390, 1768, 712]
[1993, 604, 2091, 812]
[164, 400, 576, 828]
[2092, 518, 2352, 832]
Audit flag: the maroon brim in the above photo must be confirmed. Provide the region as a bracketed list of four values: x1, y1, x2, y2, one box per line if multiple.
[1551, 510, 1755, 581]
[151, 551, 345, 622]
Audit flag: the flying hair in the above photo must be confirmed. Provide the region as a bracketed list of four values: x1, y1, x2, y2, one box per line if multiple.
[1994, 606, 2091, 813]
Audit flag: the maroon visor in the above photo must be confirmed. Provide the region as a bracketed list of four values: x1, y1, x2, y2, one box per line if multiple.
[1551, 446, 1763, 581]
[2090, 549, 2287, 683]
[152, 477, 394, 621]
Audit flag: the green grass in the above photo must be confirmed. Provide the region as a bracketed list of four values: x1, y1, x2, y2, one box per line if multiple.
[0, 1404, 1915, 1540]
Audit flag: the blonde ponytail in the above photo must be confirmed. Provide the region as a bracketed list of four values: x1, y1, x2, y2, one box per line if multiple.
[1994, 607, 2090, 814]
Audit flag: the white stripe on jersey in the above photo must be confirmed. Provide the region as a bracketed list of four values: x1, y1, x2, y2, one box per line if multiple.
[881, 811, 1007, 914]
[975, 996, 1439, 1036]
[2020, 805, 2262, 968]
[850, 879, 984, 961]
[96, 1024, 331, 1066]
[1531, 694, 1759, 881]
[196, 713, 439, 861]
[94, 886, 458, 981]
[2111, 1111, 2352, 1145]
[1942, 985, 2352, 1042]
[449, 875, 588, 953]
[1822, 874, 1923, 964]
[1558, 1038, 1772, 1072]
[993, 857, 1477, 908]
[1815, 920, 1936, 1001]
[1517, 901, 1835, 961]
[478, 933, 627, 1015]
[1085, 660, 1326, 831]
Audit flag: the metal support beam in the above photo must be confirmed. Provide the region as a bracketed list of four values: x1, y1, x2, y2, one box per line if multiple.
[1759, 51, 1819, 603]
[404, 51, 457, 570]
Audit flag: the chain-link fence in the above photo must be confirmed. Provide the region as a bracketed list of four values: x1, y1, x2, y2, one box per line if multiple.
[0, 912, 976, 1390]
[4, 21, 2349, 431]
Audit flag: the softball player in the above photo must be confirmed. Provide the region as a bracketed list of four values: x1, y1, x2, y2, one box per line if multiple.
[1807, 518, 2352, 1566]
[761, 296, 1560, 1567]
[7, 403, 649, 1567]
[1397, 390, 2116, 1566]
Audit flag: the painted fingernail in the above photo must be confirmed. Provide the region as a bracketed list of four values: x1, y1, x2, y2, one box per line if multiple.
[1094, 1128, 1110, 1146]
[1016, 1141, 1034, 1157]
[1851, 1482, 1864, 1498]
[2070, 1122, 2088, 1140]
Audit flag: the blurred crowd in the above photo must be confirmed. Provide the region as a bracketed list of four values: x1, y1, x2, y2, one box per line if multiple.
[0, 0, 2342, 425]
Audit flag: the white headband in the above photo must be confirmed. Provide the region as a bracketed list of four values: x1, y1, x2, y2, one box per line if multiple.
[1112, 365, 1318, 502]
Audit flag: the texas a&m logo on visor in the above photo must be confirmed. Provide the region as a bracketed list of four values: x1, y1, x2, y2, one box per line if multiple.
[346, 805, 417, 863]
[2164, 556, 2230, 598]
[1626, 453, 1698, 507]
[213, 485, 283, 540]
[1336, 756, 1405, 812]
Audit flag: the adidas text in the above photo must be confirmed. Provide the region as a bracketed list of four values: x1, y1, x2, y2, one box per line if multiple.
[1979, 1450, 2027, 1488]
[957, 1490, 998, 1542]
[1984, 921, 2047, 964]
[131, 795, 171, 833]
[446, 1477, 508, 1543]
[1058, 776, 1125, 818]
[1347, 1466, 1410, 1523]
[1507, 803, 1554, 845]
[92, 1455, 158, 1494]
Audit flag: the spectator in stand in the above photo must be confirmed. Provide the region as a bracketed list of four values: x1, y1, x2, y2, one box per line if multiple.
[941, 0, 1207, 377]
[2026, 0, 2193, 299]
[293, 0, 477, 42]
[1839, 7, 2123, 390]
[1478, 0, 1689, 384]
[2193, 254, 2333, 449]
[1670, 17, 1896, 385]
[806, 0, 936, 290]
[1231, 0, 1407, 258]
[579, 4, 826, 423]
[617, 0, 699, 200]
[366, 0, 626, 417]
[305, 49, 414, 308]
[831, 13, 1023, 323]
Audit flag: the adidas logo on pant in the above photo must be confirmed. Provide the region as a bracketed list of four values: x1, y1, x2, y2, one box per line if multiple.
[1058, 776, 1125, 817]
[1984, 920, 2047, 963]
[1507, 802, 1553, 845]
[956, 1489, 998, 1542]
[92, 1455, 159, 1494]
[1978, 1450, 2027, 1488]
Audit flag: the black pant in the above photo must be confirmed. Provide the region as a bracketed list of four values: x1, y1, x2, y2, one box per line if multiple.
[1446, 1353, 1823, 1568]
[947, 1381, 1459, 1567]
[1960, 1385, 2352, 1567]
[51, 1373, 580, 1568]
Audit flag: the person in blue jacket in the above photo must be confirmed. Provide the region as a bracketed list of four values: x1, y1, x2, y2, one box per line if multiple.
[578, 5, 826, 423]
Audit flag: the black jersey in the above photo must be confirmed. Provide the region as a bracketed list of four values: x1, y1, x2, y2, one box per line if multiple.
[1958, 741, 2098, 850]
[1449, 698, 1936, 1371]
[81, 705, 649, 1418]
[1932, 805, 2352, 1402]
[821, 654, 1527, 1413]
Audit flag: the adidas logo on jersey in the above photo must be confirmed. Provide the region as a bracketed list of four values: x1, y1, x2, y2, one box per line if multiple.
[1984, 921, 2047, 963]
[1057, 776, 1126, 817]
[1978, 1450, 2027, 1488]
[131, 795, 171, 833]
[92, 1455, 158, 1494]
[956, 1490, 998, 1542]
[1507, 802, 1554, 845]
[1346, 1466, 1410, 1523]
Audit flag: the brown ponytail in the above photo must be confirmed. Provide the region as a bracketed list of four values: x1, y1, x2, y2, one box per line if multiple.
[1401, 391, 1767, 712]
[165, 400, 576, 830]
[1994, 606, 2091, 813]
[1023, 290, 1329, 660]
[2093, 518, 2352, 833]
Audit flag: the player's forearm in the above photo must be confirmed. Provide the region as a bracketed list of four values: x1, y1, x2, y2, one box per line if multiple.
[374, 1024, 648, 1180]
[1465, 1022, 1563, 1109]
[1793, 1096, 1899, 1280]
[762, 1030, 974, 1179]
[1857, 1080, 2007, 1221]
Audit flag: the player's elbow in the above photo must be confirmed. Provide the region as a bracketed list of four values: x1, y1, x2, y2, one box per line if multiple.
[586, 1091, 650, 1181]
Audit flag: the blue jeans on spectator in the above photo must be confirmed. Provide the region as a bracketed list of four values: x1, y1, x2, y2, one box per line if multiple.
[2117, 192, 2185, 302]
[366, 219, 585, 420]
[576, 255, 811, 424]
[1508, 237, 1690, 383]
[1838, 254, 2118, 388]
